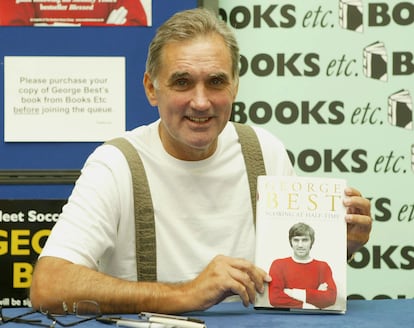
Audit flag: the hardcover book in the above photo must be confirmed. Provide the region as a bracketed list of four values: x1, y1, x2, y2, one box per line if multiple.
[254, 175, 347, 313]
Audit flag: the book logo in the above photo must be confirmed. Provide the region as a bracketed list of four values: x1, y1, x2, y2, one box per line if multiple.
[387, 89, 413, 130]
[363, 41, 387, 81]
[339, 0, 363, 32]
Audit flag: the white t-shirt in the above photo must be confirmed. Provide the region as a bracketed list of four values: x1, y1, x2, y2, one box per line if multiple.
[40, 120, 294, 283]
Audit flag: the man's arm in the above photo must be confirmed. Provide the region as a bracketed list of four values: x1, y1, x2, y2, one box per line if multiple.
[344, 187, 372, 257]
[30, 255, 270, 314]
[115, 0, 148, 26]
[302, 262, 337, 309]
[268, 260, 302, 308]
[106, 6, 128, 25]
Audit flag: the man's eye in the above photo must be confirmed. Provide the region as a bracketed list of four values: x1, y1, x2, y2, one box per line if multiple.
[210, 77, 225, 86]
[209, 76, 230, 89]
[174, 79, 190, 87]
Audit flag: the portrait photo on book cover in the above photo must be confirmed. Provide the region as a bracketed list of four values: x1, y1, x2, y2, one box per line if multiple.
[0, 0, 150, 27]
[267, 222, 337, 310]
[255, 219, 347, 312]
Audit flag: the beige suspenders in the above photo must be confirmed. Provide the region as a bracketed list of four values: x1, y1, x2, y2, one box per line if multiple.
[232, 122, 266, 226]
[104, 137, 156, 282]
[105, 122, 266, 282]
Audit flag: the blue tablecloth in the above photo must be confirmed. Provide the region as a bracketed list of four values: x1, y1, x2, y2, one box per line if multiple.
[2, 299, 413, 327]
[194, 299, 413, 327]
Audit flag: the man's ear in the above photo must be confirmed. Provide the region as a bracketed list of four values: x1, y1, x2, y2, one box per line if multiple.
[143, 72, 158, 106]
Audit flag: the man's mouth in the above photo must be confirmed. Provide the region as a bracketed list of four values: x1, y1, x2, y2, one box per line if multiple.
[187, 116, 210, 123]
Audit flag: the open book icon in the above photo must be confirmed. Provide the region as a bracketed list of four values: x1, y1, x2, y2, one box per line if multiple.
[388, 89, 413, 130]
[339, 0, 363, 32]
[363, 41, 387, 81]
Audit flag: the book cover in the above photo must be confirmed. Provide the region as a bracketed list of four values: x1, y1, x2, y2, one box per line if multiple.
[387, 89, 413, 130]
[254, 175, 347, 313]
[363, 41, 387, 81]
[339, 0, 363, 32]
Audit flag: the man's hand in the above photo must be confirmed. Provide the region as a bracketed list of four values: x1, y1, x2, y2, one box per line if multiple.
[318, 282, 328, 291]
[185, 255, 271, 309]
[106, 6, 128, 25]
[344, 187, 373, 257]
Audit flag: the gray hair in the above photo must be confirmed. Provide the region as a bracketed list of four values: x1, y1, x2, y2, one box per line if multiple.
[145, 8, 239, 84]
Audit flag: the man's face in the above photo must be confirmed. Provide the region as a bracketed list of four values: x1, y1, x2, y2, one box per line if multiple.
[144, 33, 238, 161]
[291, 235, 312, 260]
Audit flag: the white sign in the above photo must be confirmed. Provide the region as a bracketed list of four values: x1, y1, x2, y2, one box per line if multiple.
[4, 56, 125, 142]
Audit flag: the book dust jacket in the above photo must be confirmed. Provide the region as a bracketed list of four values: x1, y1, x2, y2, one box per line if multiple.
[254, 176, 347, 313]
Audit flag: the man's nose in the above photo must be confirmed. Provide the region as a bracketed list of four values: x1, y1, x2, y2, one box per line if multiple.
[190, 85, 210, 110]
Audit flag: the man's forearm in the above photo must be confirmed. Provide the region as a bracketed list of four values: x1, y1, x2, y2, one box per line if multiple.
[30, 257, 194, 314]
[31, 254, 268, 314]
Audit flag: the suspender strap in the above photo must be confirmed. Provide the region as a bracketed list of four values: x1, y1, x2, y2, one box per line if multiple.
[105, 122, 265, 281]
[232, 122, 266, 226]
[105, 138, 157, 282]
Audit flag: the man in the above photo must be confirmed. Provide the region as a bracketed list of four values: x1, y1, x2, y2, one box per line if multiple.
[30, 8, 372, 314]
[268, 223, 337, 309]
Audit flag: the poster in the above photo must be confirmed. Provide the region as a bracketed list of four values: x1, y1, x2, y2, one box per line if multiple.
[0, 200, 66, 307]
[0, 0, 152, 26]
[219, 0, 413, 300]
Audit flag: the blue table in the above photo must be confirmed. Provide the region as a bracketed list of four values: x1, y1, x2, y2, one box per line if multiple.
[2, 299, 413, 327]
[193, 299, 414, 327]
